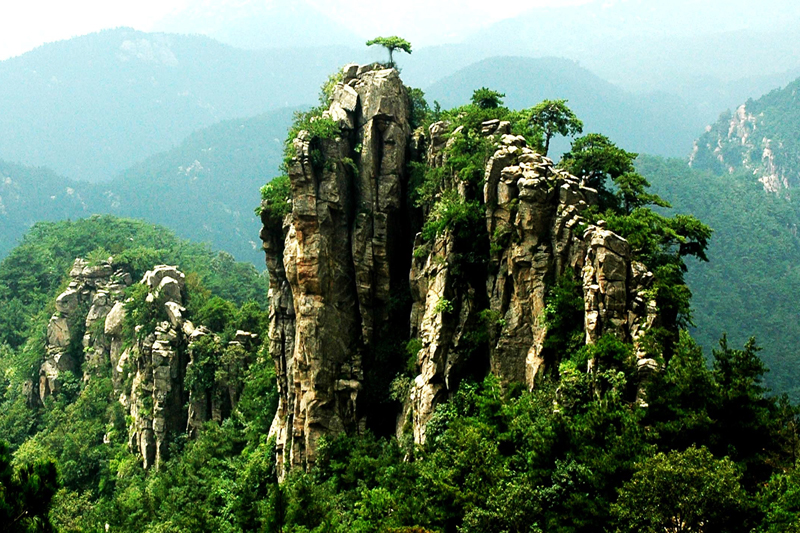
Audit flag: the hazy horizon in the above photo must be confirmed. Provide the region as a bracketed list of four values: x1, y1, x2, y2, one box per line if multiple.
[0, 0, 590, 60]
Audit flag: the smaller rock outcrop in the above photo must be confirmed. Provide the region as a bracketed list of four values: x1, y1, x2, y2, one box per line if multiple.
[35, 257, 261, 470]
[105, 265, 258, 469]
[39, 258, 132, 403]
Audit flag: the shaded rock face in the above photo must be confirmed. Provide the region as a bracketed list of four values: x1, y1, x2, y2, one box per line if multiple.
[39, 258, 132, 403]
[260, 64, 411, 475]
[185, 329, 258, 439]
[261, 66, 661, 466]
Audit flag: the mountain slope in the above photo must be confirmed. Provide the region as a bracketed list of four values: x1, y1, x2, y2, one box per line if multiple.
[0, 28, 350, 181]
[0, 107, 294, 265]
[98, 107, 295, 263]
[690, 76, 800, 192]
[0, 161, 91, 259]
[641, 155, 800, 399]
[426, 56, 704, 158]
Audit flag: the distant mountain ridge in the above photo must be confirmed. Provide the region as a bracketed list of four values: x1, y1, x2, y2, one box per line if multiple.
[0, 107, 293, 264]
[1, 47, 719, 267]
[426, 56, 704, 158]
[0, 27, 352, 181]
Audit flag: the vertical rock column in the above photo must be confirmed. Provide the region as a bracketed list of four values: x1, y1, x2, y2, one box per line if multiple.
[406, 125, 660, 443]
[261, 64, 411, 475]
[123, 266, 189, 470]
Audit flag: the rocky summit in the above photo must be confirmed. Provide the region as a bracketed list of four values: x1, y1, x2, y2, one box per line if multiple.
[260, 64, 659, 474]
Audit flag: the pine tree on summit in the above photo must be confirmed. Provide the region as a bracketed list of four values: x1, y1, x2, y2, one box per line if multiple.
[366, 36, 412, 68]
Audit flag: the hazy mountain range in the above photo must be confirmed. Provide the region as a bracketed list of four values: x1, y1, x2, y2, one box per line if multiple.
[3, 0, 800, 272]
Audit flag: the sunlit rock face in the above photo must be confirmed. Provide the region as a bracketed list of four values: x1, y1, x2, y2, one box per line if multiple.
[407, 126, 657, 443]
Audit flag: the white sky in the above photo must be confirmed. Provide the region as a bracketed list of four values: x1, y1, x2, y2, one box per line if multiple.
[0, 0, 592, 60]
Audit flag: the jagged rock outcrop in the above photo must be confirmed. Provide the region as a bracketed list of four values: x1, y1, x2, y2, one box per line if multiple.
[407, 126, 659, 442]
[260, 63, 411, 475]
[35, 259, 258, 469]
[119, 265, 190, 469]
[261, 65, 662, 462]
[39, 258, 132, 403]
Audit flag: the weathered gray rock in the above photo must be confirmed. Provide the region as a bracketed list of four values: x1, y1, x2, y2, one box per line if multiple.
[123, 266, 189, 470]
[104, 302, 126, 336]
[55, 289, 80, 314]
[164, 301, 185, 329]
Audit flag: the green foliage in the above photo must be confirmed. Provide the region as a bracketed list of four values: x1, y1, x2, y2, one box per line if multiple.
[256, 174, 291, 224]
[0, 440, 59, 532]
[185, 335, 223, 394]
[3, 66, 791, 533]
[408, 87, 432, 131]
[0, 216, 268, 353]
[319, 69, 345, 107]
[542, 272, 585, 359]
[560, 133, 639, 208]
[612, 446, 747, 533]
[366, 36, 412, 67]
[195, 297, 238, 335]
[122, 283, 165, 344]
[470, 87, 505, 109]
[692, 77, 800, 186]
[421, 191, 483, 242]
[559, 135, 712, 343]
[640, 154, 800, 399]
[432, 298, 454, 315]
[524, 99, 584, 155]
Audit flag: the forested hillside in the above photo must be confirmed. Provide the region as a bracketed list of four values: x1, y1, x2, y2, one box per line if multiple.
[641, 156, 800, 399]
[1, 107, 293, 264]
[691, 76, 800, 192]
[0, 161, 90, 258]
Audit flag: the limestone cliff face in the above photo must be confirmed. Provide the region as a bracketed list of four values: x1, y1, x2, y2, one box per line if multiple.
[260, 64, 660, 468]
[260, 63, 411, 474]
